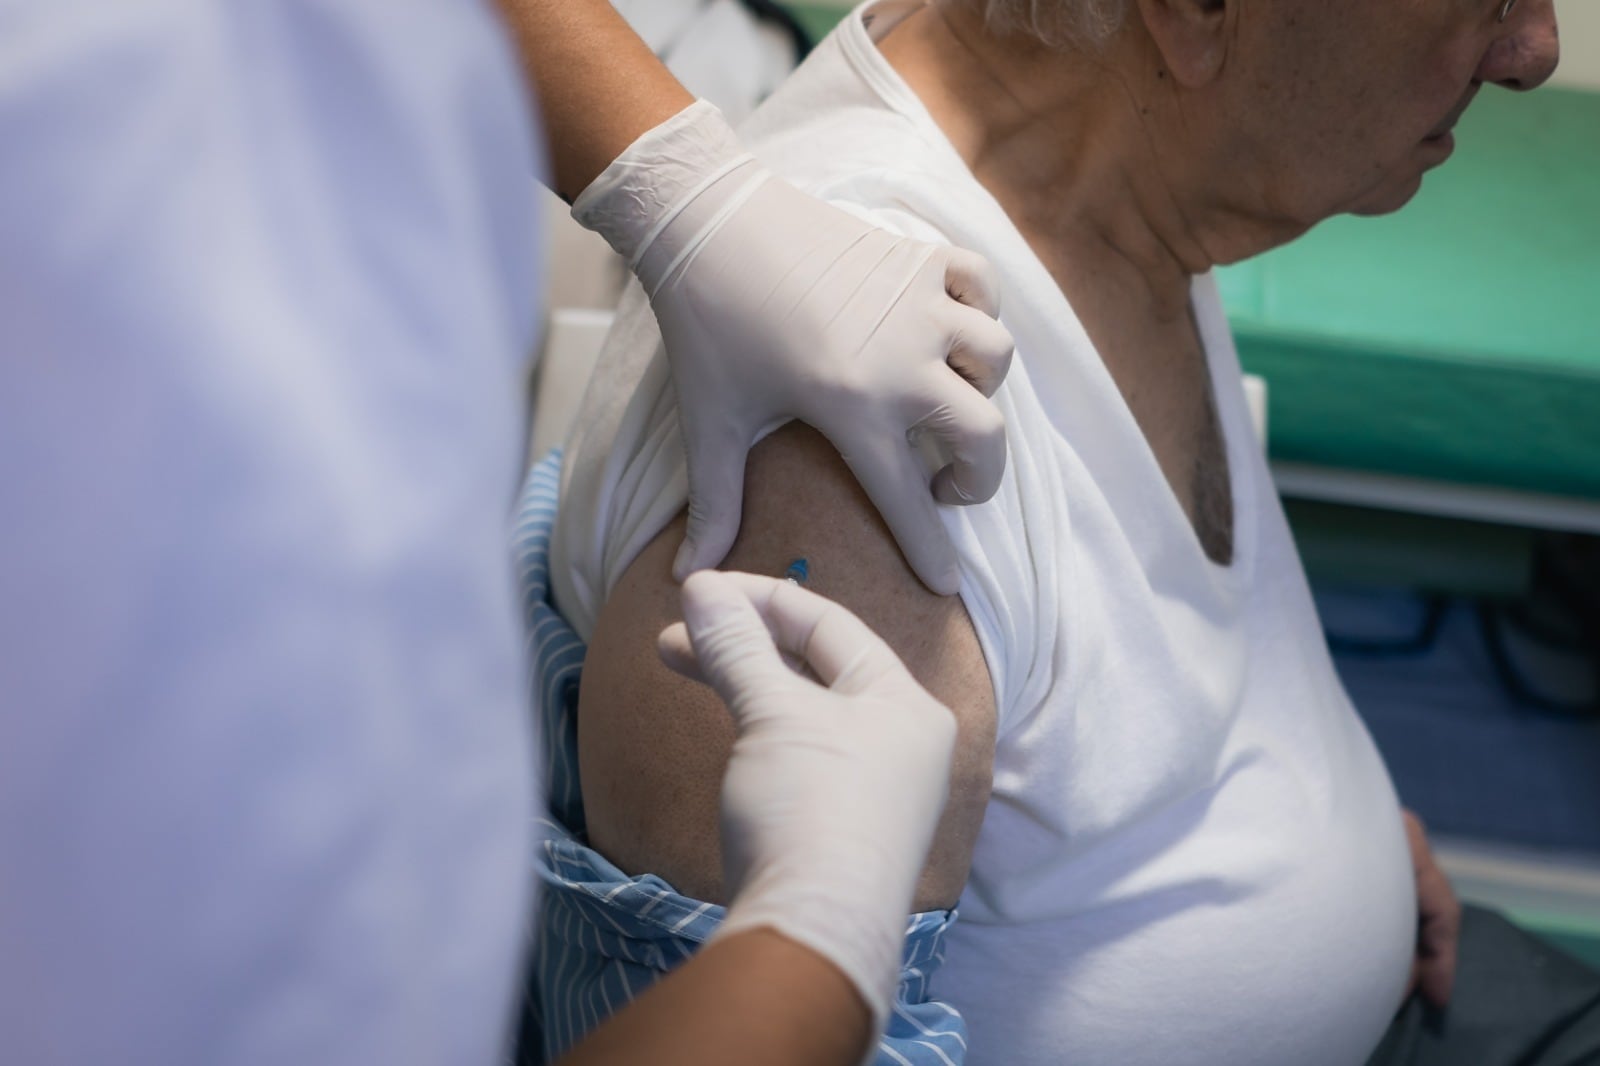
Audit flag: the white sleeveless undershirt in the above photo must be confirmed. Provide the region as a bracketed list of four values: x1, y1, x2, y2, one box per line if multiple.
[551, 3, 1417, 1062]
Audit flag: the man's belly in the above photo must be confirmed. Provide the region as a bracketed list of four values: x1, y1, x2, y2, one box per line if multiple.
[937, 729, 1416, 1066]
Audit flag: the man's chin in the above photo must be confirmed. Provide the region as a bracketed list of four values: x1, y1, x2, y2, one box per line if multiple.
[1347, 172, 1426, 218]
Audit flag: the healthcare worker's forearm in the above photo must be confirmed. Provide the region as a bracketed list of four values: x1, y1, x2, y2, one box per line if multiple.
[558, 929, 872, 1066]
[491, 0, 693, 200]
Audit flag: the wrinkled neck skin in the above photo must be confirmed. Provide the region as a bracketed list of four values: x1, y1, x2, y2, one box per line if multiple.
[878, 5, 1305, 326]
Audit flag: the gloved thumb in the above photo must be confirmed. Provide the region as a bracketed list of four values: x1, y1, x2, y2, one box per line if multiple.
[674, 417, 753, 581]
[827, 425, 961, 596]
[670, 571, 795, 716]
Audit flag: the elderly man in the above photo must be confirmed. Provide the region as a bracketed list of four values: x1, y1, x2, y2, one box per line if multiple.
[527, 0, 1599, 1063]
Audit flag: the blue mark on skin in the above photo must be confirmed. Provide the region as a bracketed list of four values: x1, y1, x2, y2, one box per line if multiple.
[784, 558, 809, 585]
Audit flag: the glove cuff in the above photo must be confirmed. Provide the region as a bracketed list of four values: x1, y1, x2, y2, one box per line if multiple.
[571, 99, 755, 276]
[713, 882, 903, 1060]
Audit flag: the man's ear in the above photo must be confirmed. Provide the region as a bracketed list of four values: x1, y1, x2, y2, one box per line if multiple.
[1135, 0, 1228, 87]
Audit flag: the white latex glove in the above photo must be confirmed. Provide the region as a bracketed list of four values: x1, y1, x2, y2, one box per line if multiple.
[575, 101, 1013, 595]
[657, 570, 957, 1038]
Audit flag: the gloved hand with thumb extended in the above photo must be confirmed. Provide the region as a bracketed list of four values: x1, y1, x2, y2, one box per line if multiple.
[576, 102, 1014, 596]
[657, 570, 958, 1043]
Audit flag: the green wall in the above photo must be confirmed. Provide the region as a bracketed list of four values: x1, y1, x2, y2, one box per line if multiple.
[786, 1, 849, 42]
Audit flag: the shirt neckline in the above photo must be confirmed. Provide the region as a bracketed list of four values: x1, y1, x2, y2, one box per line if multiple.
[836, 0, 1260, 594]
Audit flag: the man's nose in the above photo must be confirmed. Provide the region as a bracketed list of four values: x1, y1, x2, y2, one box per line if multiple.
[1477, 0, 1560, 91]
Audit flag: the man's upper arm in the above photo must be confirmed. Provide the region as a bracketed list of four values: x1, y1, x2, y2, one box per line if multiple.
[576, 422, 997, 908]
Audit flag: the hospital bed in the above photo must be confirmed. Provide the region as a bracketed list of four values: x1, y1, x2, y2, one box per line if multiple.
[1216, 85, 1600, 594]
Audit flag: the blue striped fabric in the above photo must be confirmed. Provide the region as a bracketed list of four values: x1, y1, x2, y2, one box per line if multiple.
[513, 450, 587, 839]
[513, 451, 969, 1065]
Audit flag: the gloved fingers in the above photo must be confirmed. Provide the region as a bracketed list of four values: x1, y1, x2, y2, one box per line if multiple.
[943, 303, 1014, 399]
[832, 428, 961, 596]
[917, 382, 1007, 506]
[671, 571, 798, 715]
[939, 245, 1003, 320]
[656, 621, 707, 686]
[659, 606, 817, 690]
[700, 572, 908, 695]
[674, 414, 754, 581]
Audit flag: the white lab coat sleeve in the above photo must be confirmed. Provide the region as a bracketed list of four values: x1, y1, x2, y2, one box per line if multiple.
[0, 2, 543, 1064]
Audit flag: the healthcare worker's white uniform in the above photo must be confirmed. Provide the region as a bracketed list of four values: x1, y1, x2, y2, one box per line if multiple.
[0, 3, 542, 1063]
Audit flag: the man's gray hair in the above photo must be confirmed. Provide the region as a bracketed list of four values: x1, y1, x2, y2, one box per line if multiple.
[946, 0, 1129, 49]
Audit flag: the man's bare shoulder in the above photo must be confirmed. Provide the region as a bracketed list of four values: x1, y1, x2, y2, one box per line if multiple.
[577, 422, 996, 908]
